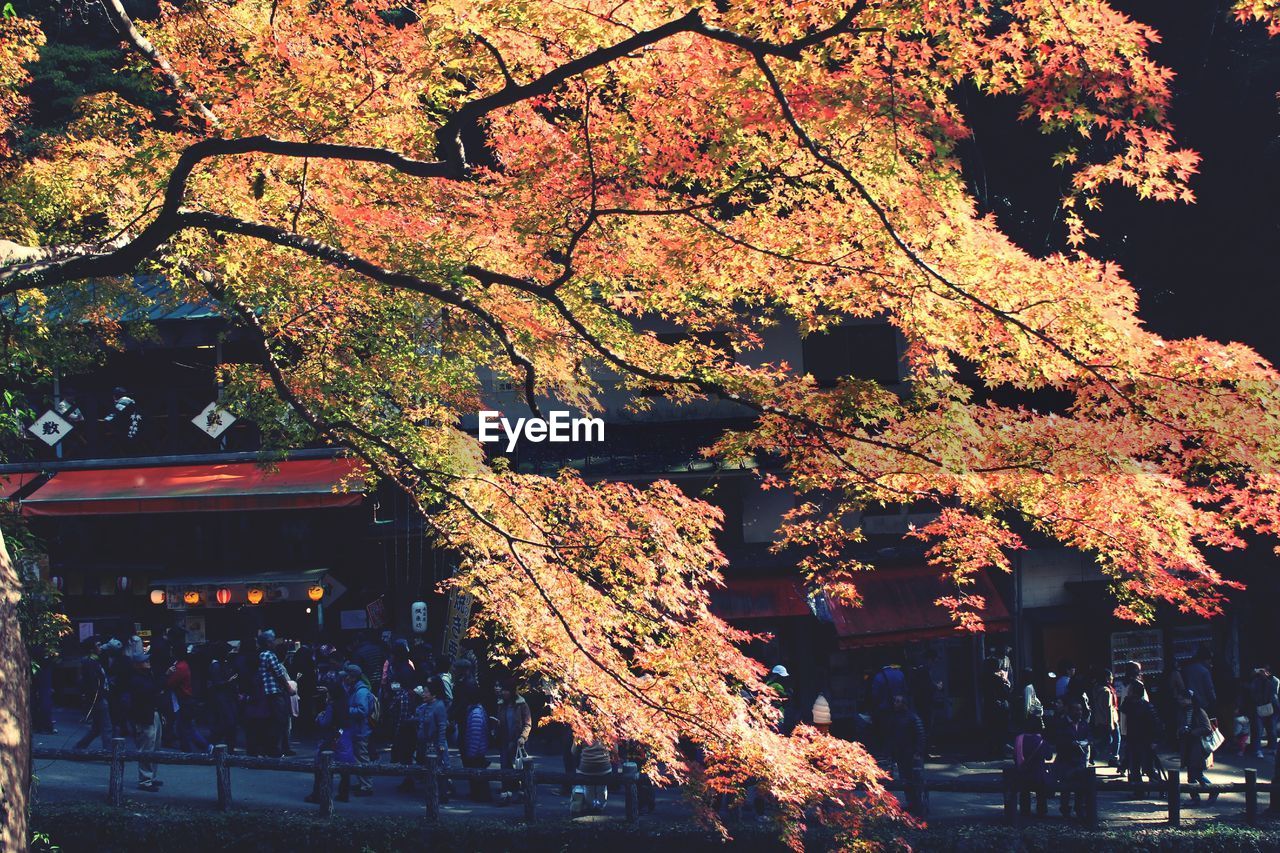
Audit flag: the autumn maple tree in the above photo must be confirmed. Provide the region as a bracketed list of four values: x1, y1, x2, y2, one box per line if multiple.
[3, 0, 1280, 846]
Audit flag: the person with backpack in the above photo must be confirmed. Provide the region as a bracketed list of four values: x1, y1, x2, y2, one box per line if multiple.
[306, 685, 357, 803]
[1053, 699, 1092, 818]
[343, 664, 377, 796]
[459, 685, 492, 802]
[1248, 666, 1279, 758]
[1013, 716, 1055, 817]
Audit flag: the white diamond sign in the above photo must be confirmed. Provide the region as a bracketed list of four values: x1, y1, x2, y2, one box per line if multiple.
[28, 409, 72, 446]
[192, 402, 237, 438]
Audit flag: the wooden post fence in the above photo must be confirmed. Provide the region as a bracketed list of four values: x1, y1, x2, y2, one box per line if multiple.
[107, 737, 125, 807]
[423, 757, 440, 824]
[315, 750, 334, 817]
[214, 744, 231, 811]
[1083, 767, 1098, 828]
[1271, 748, 1280, 815]
[522, 758, 537, 823]
[1001, 768, 1017, 825]
[622, 761, 640, 824]
[40, 742, 1280, 827]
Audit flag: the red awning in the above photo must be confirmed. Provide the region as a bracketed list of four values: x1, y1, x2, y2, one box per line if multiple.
[709, 577, 811, 620]
[20, 458, 367, 517]
[1, 472, 34, 500]
[829, 565, 1010, 648]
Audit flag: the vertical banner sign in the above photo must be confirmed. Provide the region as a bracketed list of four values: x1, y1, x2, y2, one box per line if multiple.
[443, 588, 473, 660]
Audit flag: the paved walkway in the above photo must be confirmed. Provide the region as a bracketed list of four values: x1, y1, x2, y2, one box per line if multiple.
[32, 708, 1279, 826]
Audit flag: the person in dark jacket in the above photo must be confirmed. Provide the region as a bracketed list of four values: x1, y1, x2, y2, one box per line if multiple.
[1248, 666, 1279, 758]
[495, 679, 533, 803]
[306, 685, 358, 804]
[888, 693, 926, 815]
[1183, 647, 1216, 715]
[1053, 699, 1091, 818]
[206, 642, 239, 752]
[120, 640, 164, 791]
[458, 685, 492, 802]
[351, 633, 387, 697]
[414, 678, 454, 803]
[389, 679, 419, 792]
[74, 638, 112, 750]
[1185, 690, 1220, 804]
[1120, 680, 1162, 794]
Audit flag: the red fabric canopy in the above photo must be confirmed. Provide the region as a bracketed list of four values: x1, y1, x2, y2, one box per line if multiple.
[709, 577, 811, 620]
[20, 458, 367, 516]
[829, 565, 1010, 648]
[1, 472, 33, 500]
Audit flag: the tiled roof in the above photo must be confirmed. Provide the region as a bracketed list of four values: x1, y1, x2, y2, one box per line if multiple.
[1, 275, 220, 324]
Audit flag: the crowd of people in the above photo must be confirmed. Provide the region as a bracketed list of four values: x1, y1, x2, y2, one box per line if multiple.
[981, 644, 1280, 817]
[68, 627, 647, 814]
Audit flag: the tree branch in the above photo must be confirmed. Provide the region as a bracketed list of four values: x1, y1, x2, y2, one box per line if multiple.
[100, 0, 222, 130]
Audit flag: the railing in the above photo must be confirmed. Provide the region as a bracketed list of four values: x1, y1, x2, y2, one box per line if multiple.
[882, 766, 1273, 827]
[34, 740, 1279, 828]
[34, 739, 644, 824]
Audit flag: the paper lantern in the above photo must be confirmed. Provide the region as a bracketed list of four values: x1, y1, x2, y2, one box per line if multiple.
[411, 601, 428, 634]
[215, 587, 232, 606]
[183, 589, 200, 606]
[149, 588, 166, 606]
[246, 586, 265, 605]
[307, 584, 324, 602]
[116, 576, 130, 593]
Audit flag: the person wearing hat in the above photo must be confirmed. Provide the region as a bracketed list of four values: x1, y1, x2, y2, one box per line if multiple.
[253, 630, 296, 759]
[570, 741, 615, 815]
[74, 637, 112, 750]
[343, 664, 376, 795]
[765, 665, 794, 733]
[120, 638, 164, 791]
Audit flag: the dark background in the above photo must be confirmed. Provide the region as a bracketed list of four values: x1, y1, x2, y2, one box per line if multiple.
[959, 1, 1280, 361]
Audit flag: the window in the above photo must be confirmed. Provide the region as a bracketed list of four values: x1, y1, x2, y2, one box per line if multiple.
[801, 324, 900, 387]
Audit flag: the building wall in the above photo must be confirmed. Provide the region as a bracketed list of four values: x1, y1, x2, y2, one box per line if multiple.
[1019, 548, 1104, 609]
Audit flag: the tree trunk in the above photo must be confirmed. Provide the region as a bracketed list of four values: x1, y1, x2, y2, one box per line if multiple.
[0, 528, 30, 852]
